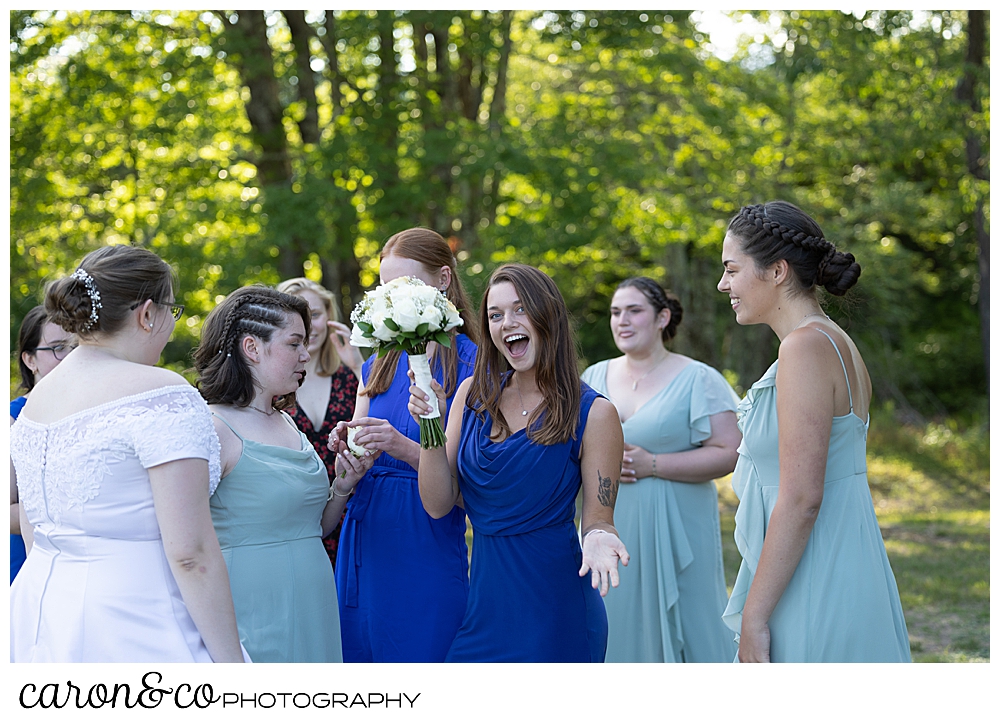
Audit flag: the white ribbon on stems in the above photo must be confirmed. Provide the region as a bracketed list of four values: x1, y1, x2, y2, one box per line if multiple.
[409, 353, 440, 420]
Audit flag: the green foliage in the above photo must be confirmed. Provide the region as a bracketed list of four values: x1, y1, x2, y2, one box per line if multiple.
[9, 10, 988, 416]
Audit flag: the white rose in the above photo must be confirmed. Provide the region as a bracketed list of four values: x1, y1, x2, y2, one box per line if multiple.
[372, 319, 394, 342]
[368, 296, 392, 326]
[419, 304, 442, 330]
[392, 296, 421, 332]
[346, 426, 367, 457]
[443, 303, 462, 330]
[350, 324, 374, 348]
[390, 282, 415, 302]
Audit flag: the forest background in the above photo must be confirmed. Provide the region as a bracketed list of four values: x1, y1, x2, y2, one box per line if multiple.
[8, 10, 990, 660]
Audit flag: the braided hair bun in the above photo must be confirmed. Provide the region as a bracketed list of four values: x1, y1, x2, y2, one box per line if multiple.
[727, 201, 861, 296]
[814, 250, 862, 297]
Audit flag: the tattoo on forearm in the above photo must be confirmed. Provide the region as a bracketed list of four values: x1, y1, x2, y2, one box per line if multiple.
[597, 469, 618, 508]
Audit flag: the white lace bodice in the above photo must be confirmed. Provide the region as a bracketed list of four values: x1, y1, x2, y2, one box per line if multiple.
[10, 385, 221, 538]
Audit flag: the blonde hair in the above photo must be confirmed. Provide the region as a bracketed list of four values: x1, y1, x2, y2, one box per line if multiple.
[276, 277, 343, 376]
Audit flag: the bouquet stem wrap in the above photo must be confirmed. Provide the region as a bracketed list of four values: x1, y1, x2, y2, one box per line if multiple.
[409, 350, 446, 449]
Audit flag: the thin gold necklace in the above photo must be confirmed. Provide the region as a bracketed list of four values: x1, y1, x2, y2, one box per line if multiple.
[624, 352, 670, 391]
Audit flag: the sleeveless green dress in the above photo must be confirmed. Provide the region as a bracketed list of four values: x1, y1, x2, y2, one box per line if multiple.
[582, 359, 739, 662]
[210, 412, 343, 662]
[723, 329, 910, 662]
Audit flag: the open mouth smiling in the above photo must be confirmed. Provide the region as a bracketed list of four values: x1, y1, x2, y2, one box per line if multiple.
[503, 333, 529, 359]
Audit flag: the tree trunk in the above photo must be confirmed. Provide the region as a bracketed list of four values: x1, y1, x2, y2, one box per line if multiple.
[488, 11, 513, 135]
[283, 10, 321, 145]
[320, 12, 343, 115]
[957, 10, 988, 379]
[218, 10, 305, 278]
[219, 11, 292, 187]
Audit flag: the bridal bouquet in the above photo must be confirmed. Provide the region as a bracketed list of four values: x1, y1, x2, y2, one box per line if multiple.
[349, 276, 464, 448]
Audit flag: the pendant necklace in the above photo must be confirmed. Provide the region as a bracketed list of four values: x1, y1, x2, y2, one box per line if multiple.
[513, 374, 540, 417]
[625, 352, 670, 391]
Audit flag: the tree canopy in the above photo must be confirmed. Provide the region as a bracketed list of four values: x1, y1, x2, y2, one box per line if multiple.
[10, 10, 989, 418]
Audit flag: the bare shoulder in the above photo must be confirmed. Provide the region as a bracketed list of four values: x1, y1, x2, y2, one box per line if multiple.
[207, 405, 242, 452]
[586, 396, 623, 434]
[779, 325, 835, 358]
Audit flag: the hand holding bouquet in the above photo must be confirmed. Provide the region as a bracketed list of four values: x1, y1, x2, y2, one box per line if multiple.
[349, 276, 464, 448]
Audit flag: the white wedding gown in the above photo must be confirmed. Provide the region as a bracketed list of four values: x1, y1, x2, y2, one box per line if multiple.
[10, 385, 224, 663]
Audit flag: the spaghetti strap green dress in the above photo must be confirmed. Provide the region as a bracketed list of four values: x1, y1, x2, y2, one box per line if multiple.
[210, 412, 343, 663]
[722, 328, 910, 662]
[582, 359, 739, 662]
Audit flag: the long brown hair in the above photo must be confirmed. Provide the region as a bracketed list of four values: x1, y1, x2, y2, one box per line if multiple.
[363, 228, 479, 397]
[467, 263, 581, 446]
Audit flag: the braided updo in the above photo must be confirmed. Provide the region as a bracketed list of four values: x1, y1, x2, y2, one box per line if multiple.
[615, 277, 684, 342]
[727, 201, 861, 296]
[194, 285, 311, 411]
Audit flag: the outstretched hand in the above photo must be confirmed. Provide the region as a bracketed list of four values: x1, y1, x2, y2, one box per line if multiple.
[578, 530, 629, 596]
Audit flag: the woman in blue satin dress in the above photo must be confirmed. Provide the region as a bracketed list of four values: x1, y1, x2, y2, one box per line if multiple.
[329, 228, 479, 662]
[718, 201, 909, 662]
[408, 263, 629, 662]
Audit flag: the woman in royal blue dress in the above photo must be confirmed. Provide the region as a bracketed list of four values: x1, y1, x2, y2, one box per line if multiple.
[329, 228, 479, 662]
[408, 263, 629, 662]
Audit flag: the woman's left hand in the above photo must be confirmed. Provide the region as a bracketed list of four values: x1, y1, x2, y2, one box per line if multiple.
[579, 530, 630, 596]
[737, 616, 771, 663]
[328, 320, 364, 377]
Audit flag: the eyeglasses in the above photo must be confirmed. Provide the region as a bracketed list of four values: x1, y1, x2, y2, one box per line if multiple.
[130, 300, 185, 321]
[34, 343, 78, 361]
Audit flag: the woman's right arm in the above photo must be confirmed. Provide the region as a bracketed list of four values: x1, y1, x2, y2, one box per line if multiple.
[738, 329, 833, 663]
[409, 375, 468, 518]
[148, 457, 244, 663]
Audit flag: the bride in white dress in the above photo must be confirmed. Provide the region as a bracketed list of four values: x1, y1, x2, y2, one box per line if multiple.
[10, 245, 245, 663]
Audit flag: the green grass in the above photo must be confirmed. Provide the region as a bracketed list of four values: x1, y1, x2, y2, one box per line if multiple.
[717, 406, 990, 663]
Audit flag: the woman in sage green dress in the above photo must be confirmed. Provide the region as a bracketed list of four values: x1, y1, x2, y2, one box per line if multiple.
[194, 286, 374, 662]
[582, 277, 741, 662]
[718, 201, 909, 662]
